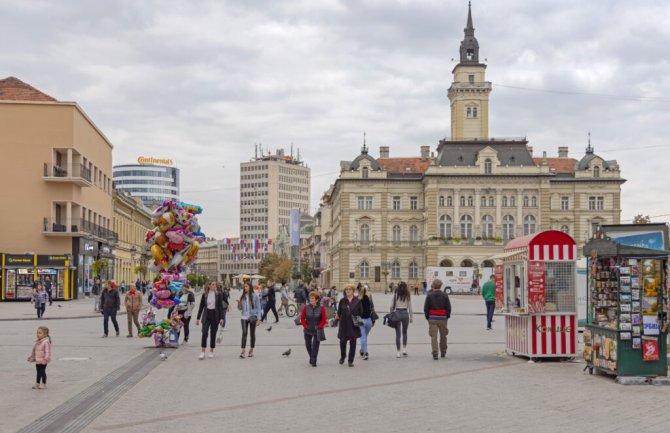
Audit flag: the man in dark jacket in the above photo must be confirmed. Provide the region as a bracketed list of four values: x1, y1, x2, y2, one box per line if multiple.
[44, 276, 53, 305]
[260, 278, 279, 323]
[100, 281, 121, 337]
[423, 278, 452, 360]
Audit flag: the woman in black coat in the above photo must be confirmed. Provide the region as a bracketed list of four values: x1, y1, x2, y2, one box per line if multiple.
[336, 284, 362, 367]
[195, 281, 224, 360]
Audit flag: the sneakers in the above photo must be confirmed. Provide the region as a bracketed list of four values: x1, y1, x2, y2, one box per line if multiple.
[402, 348, 408, 357]
[397, 352, 402, 358]
[486, 327, 492, 331]
[32, 384, 40, 389]
[240, 352, 246, 359]
[126, 335, 133, 338]
[101, 334, 108, 338]
[339, 358, 345, 365]
[208, 353, 214, 359]
[441, 353, 446, 358]
[348, 362, 354, 367]
[362, 353, 369, 360]
[198, 353, 205, 360]
[115, 331, 120, 337]
[433, 354, 439, 360]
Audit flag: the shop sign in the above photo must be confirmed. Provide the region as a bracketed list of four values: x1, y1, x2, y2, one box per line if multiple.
[527, 261, 546, 313]
[536, 325, 572, 333]
[5, 254, 34, 266]
[84, 243, 95, 251]
[37, 255, 69, 267]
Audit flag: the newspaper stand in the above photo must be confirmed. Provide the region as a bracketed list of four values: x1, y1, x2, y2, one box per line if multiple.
[582, 236, 668, 378]
[493, 230, 578, 360]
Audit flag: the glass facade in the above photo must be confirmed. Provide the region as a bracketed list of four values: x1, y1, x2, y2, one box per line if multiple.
[113, 164, 180, 209]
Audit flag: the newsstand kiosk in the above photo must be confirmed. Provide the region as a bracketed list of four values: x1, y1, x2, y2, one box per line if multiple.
[583, 235, 668, 378]
[494, 230, 578, 360]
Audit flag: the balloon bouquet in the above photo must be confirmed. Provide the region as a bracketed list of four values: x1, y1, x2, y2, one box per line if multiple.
[138, 200, 206, 348]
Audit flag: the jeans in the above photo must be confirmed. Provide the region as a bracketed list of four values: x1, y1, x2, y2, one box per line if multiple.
[359, 318, 373, 353]
[428, 319, 449, 356]
[182, 316, 191, 342]
[339, 338, 357, 364]
[36, 304, 46, 319]
[241, 319, 256, 349]
[485, 300, 495, 329]
[304, 332, 321, 365]
[36, 364, 47, 384]
[261, 302, 278, 322]
[394, 310, 410, 350]
[103, 308, 119, 336]
[201, 309, 219, 349]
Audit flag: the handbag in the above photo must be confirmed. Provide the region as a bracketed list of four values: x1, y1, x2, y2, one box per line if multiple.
[384, 295, 400, 328]
[352, 315, 364, 327]
[370, 298, 379, 322]
[216, 328, 224, 344]
[317, 328, 326, 341]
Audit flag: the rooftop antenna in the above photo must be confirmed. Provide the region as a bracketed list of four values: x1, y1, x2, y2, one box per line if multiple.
[297, 147, 301, 162]
[290, 142, 294, 159]
[254, 143, 258, 159]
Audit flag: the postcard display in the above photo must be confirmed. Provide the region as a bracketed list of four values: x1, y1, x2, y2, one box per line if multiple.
[584, 255, 667, 377]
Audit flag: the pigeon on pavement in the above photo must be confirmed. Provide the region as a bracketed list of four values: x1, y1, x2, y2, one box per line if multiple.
[282, 348, 291, 357]
[266, 326, 272, 332]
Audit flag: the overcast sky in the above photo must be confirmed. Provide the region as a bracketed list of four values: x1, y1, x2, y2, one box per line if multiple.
[2, 0, 669, 238]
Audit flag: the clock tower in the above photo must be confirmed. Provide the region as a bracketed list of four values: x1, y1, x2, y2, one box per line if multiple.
[448, 2, 492, 140]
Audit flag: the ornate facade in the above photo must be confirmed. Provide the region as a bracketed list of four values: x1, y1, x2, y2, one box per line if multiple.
[324, 5, 624, 290]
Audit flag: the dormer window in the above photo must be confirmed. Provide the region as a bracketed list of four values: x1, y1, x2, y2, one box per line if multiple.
[593, 166, 600, 178]
[484, 159, 492, 174]
[362, 167, 368, 178]
[509, 156, 516, 164]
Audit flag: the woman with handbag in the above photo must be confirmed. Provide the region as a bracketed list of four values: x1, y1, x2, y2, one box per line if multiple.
[358, 286, 376, 360]
[336, 284, 362, 367]
[238, 282, 261, 358]
[391, 281, 413, 358]
[300, 291, 327, 367]
[195, 281, 224, 360]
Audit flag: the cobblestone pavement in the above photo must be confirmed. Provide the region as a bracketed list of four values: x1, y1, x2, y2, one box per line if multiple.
[3, 294, 669, 433]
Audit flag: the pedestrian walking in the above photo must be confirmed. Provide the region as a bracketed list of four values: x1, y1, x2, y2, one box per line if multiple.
[44, 276, 53, 306]
[32, 283, 48, 319]
[294, 279, 307, 313]
[358, 286, 376, 360]
[176, 284, 196, 343]
[260, 278, 279, 323]
[92, 278, 101, 312]
[100, 282, 121, 337]
[279, 283, 290, 316]
[482, 274, 496, 330]
[336, 285, 362, 367]
[27, 326, 51, 390]
[391, 281, 413, 358]
[301, 291, 327, 367]
[218, 284, 230, 328]
[238, 282, 261, 358]
[124, 284, 143, 337]
[413, 281, 419, 296]
[423, 278, 451, 360]
[195, 281, 225, 359]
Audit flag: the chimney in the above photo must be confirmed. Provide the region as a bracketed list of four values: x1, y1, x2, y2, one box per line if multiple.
[527, 145, 533, 155]
[420, 145, 430, 160]
[558, 146, 568, 158]
[379, 146, 389, 159]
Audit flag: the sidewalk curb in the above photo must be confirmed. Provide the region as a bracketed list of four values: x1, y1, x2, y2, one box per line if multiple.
[0, 311, 128, 322]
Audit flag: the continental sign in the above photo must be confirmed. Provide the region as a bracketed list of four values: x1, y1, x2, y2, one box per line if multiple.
[137, 156, 174, 166]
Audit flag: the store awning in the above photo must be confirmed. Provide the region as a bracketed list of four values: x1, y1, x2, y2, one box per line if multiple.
[486, 251, 523, 261]
[504, 230, 576, 261]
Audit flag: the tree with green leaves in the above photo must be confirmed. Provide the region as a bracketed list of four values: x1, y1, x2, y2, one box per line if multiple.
[632, 214, 651, 224]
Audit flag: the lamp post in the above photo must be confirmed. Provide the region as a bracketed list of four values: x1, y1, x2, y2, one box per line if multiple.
[381, 261, 392, 294]
[130, 246, 137, 285]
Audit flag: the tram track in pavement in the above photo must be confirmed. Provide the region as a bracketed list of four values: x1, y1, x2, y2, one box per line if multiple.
[15, 348, 164, 433]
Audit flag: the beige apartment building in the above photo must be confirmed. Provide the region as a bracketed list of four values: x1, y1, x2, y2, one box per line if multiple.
[196, 240, 219, 282]
[112, 191, 154, 288]
[323, 5, 624, 291]
[0, 77, 116, 300]
[234, 147, 310, 274]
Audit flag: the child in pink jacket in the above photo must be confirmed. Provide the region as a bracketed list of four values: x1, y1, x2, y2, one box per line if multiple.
[27, 326, 51, 389]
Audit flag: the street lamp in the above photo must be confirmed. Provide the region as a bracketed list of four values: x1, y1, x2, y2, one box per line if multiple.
[130, 246, 137, 284]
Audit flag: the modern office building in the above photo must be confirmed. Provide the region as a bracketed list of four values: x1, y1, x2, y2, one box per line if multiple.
[0, 76, 116, 300]
[322, 5, 624, 290]
[113, 159, 180, 210]
[236, 147, 310, 273]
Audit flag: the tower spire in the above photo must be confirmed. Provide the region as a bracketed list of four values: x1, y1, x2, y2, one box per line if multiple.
[459, 1, 480, 64]
[466, 1, 474, 36]
[362, 131, 368, 154]
[586, 132, 594, 154]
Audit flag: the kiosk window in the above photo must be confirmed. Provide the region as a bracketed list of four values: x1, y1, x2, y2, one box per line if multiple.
[544, 262, 576, 312]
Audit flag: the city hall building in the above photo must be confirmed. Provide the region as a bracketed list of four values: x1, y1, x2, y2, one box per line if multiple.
[323, 5, 624, 290]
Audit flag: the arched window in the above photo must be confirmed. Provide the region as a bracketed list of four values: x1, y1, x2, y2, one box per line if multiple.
[360, 224, 370, 241]
[531, 196, 537, 207]
[409, 225, 419, 241]
[488, 196, 495, 207]
[467, 196, 474, 207]
[460, 196, 466, 206]
[460, 215, 473, 239]
[392, 225, 401, 242]
[391, 260, 400, 279]
[482, 260, 495, 268]
[446, 196, 453, 207]
[523, 196, 529, 207]
[439, 196, 445, 207]
[408, 261, 418, 279]
[484, 158, 492, 174]
[481, 215, 494, 238]
[502, 196, 508, 207]
[560, 225, 570, 234]
[439, 259, 453, 267]
[510, 196, 516, 207]
[594, 166, 600, 178]
[523, 215, 536, 235]
[502, 215, 515, 240]
[360, 261, 369, 279]
[461, 259, 474, 267]
[439, 215, 452, 238]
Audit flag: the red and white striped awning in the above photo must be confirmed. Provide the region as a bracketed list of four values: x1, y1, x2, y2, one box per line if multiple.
[503, 231, 576, 261]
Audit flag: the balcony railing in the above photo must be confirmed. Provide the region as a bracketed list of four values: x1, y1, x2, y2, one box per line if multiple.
[43, 217, 117, 242]
[43, 163, 92, 186]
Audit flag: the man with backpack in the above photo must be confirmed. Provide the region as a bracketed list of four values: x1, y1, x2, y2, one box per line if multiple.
[423, 278, 452, 360]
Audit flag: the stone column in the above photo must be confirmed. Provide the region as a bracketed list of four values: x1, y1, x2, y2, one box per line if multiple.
[474, 187, 481, 236]
[516, 188, 524, 237]
[495, 188, 502, 236]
